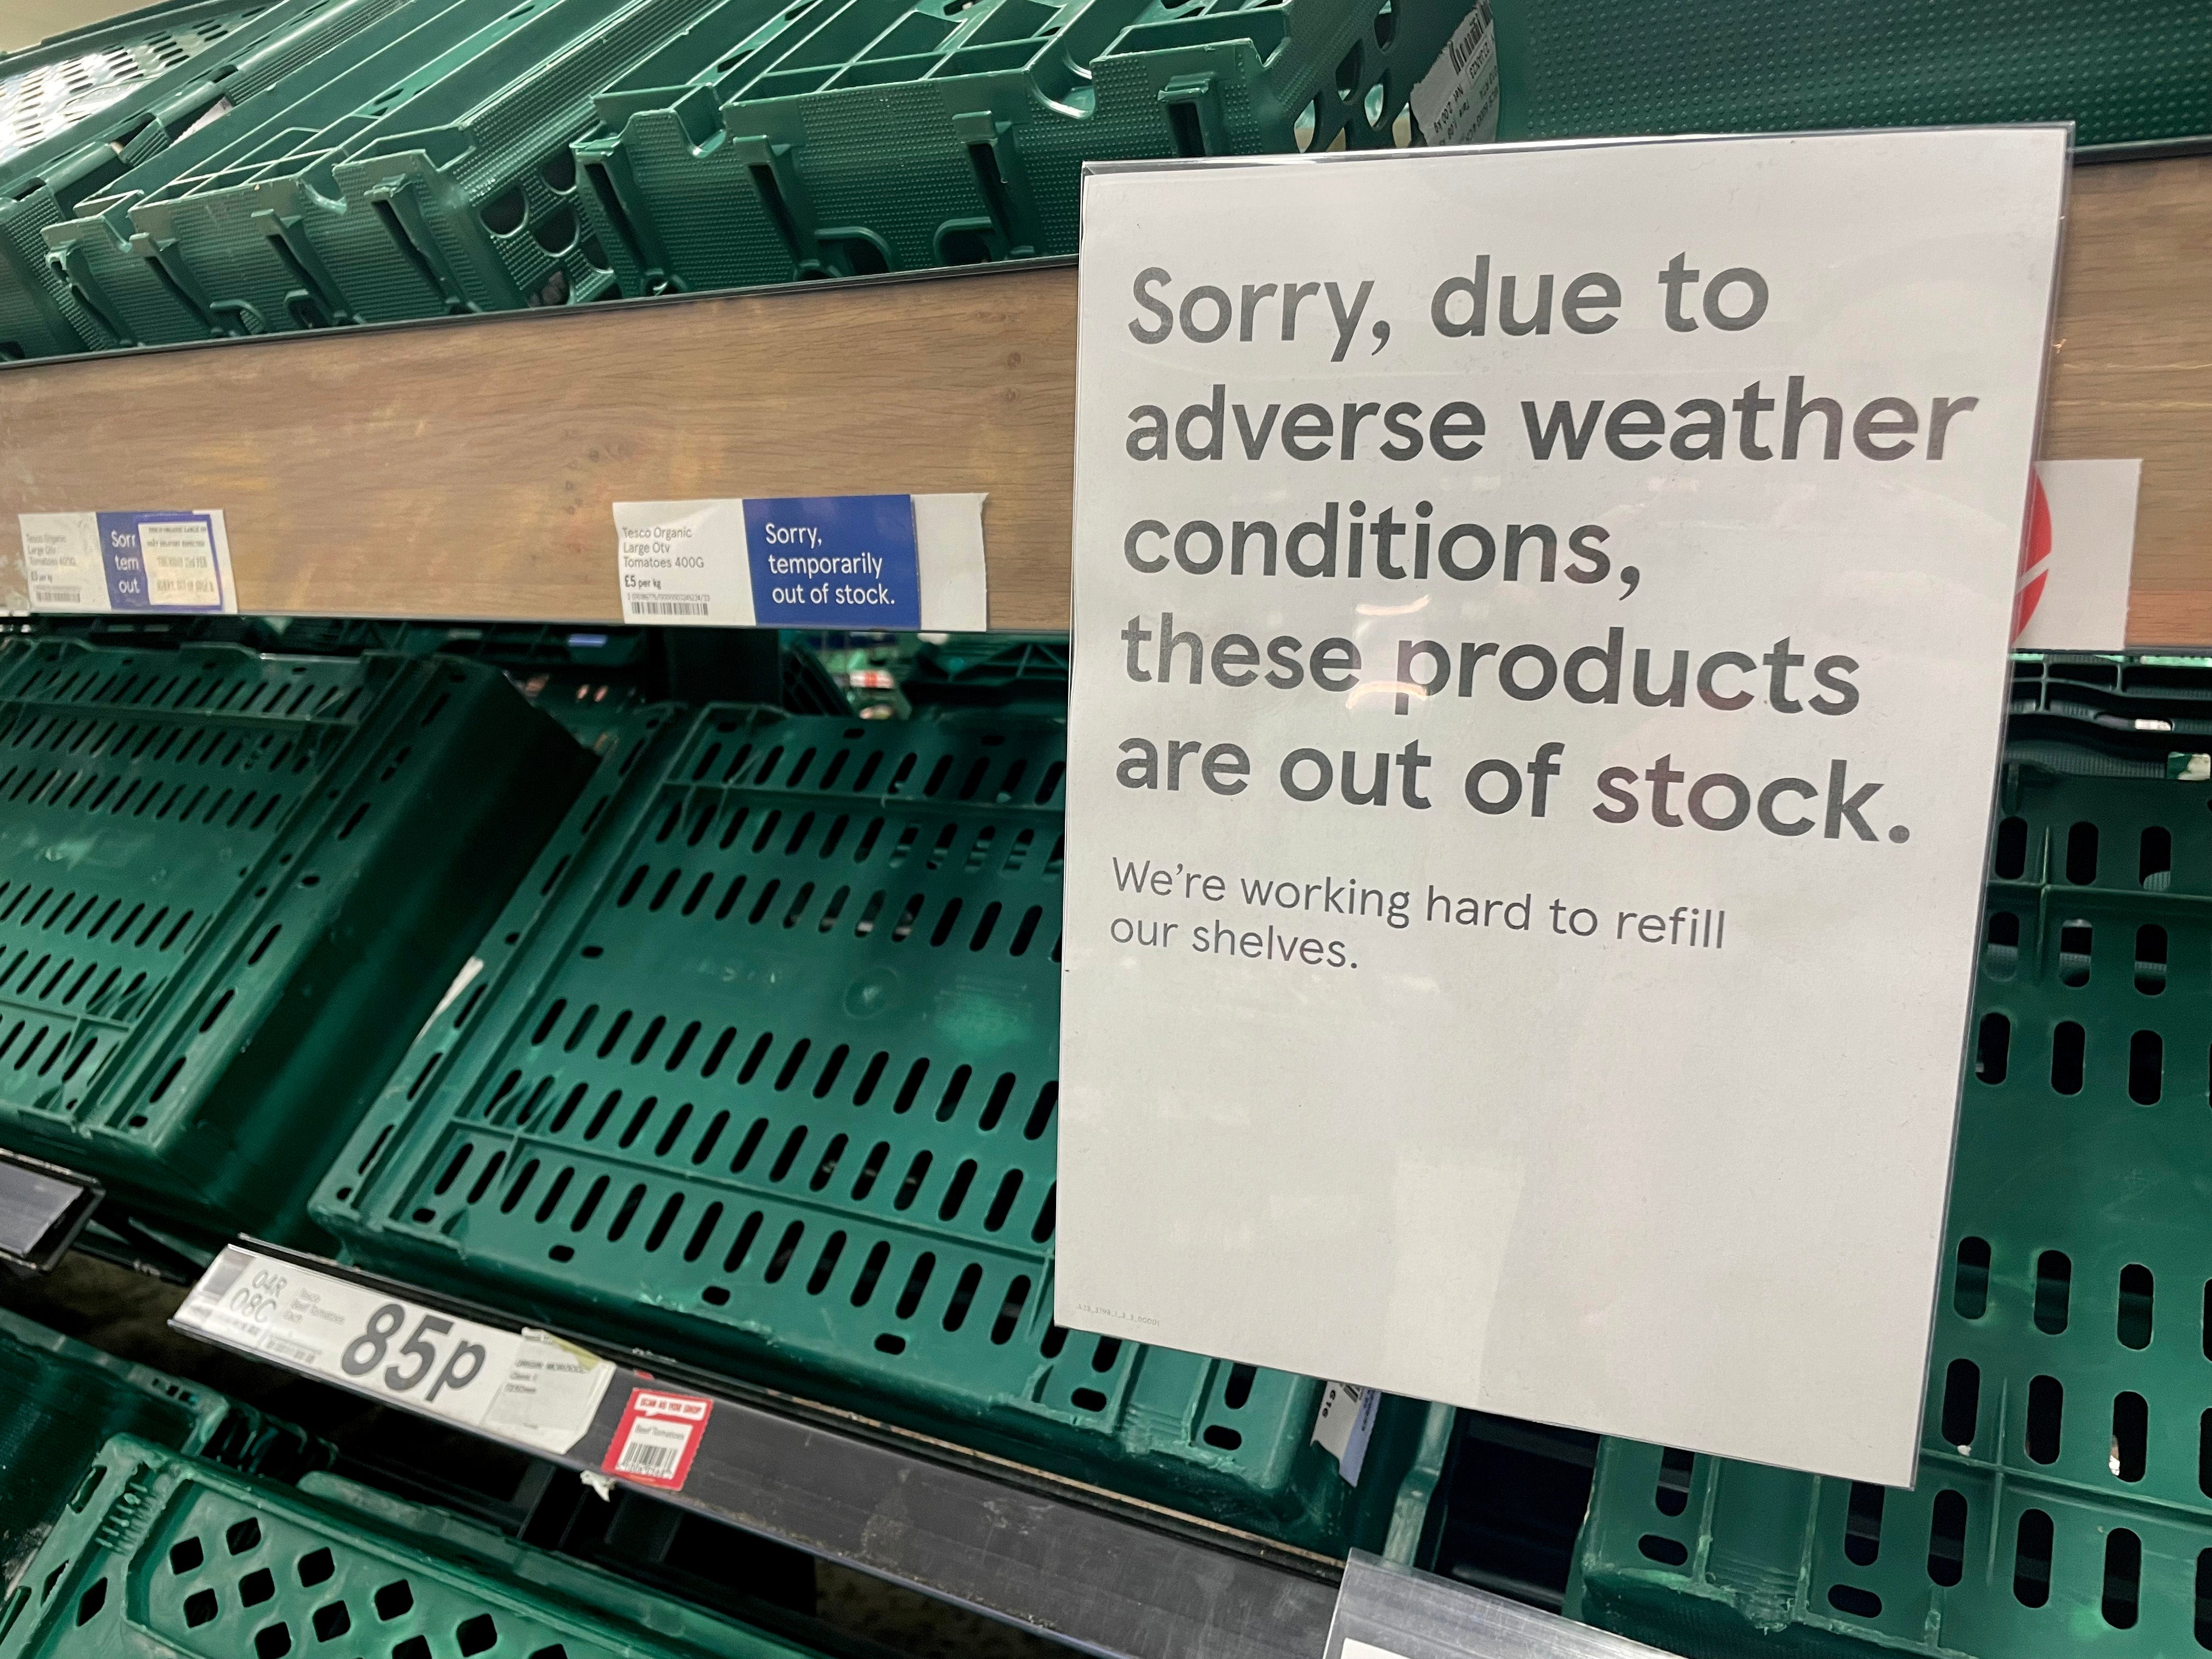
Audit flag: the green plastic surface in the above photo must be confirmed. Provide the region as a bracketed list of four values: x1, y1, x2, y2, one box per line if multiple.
[40, 0, 501, 352]
[1492, 0, 2211, 151]
[0, 2, 263, 170]
[0, 637, 592, 1242]
[313, 703, 1444, 1550]
[576, 0, 1461, 294]
[1571, 659, 2212, 1658]
[58, 0, 736, 347]
[0, 1434, 830, 1657]
[0, 0, 428, 359]
[902, 636, 1069, 714]
[0, 1307, 260, 1588]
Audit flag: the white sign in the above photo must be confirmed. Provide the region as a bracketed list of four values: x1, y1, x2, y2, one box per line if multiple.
[175, 1246, 613, 1456]
[2013, 459, 2140, 650]
[1059, 129, 2067, 1484]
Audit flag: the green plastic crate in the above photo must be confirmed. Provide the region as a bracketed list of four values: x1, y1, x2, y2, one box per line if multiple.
[0, 1434, 831, 1657]
[0, 637, 592, 1243]
[42, 0, 521, 352]
[902, 635, 1068, 713]
[575, 0, 1459, 294]
[0, 2, 263, 171]
[0, 0, 421, 359]
[59, 0, 736, 347]
[313, 703, 1448, 1551]
[1569, 663, 2212, 1658]
[46, 0, 594, 348]
[0, 1306, 290, 1586]
[1492, 0, 2211, 152]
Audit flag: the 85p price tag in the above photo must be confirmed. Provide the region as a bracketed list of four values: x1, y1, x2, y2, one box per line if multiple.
[177, 1246, 612, 1454]
[338, 1300, 490, 1407]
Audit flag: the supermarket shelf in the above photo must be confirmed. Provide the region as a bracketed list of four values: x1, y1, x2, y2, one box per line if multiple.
[0, 153, 2203, 639]
[172, 1242, 1345, 1659]
[0, 258, 1077, 629]
[2055, 155, 2212, 645]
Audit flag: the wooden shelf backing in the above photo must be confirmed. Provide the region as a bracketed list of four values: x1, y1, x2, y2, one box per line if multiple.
[2047, 156, 2212, 645]
[0, 153, 2203, 640]
[0, 262, 1081, 629]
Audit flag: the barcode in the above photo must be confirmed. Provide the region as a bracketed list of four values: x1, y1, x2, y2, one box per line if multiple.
[630, 600, 710, 617]
[615, 1424, 688, 1477]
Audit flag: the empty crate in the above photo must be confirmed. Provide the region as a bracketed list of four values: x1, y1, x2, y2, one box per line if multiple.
[1571, 658, 2212, 1659]
[576, 0, 1462, 293]
[313, 702, 1447, 1549]
[0, 1304, 303, 1572]
[0, 1434, 831, 1658]
[0, 637, 592, 1242]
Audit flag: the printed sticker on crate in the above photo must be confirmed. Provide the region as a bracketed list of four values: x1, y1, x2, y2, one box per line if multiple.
[602, 1387, 714, 1491]
[18, 509, 236, 613]
[1312, 1381, 1381, 1485]
[610, 493, 986, 629]
[1410, 0, 1499, 148]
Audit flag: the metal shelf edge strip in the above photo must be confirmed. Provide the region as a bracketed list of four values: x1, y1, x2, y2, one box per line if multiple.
[171, 1241, 1338, 1659]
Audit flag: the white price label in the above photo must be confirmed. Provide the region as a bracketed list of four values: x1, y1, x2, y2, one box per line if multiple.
[1313, 1380, 1381, 1484]
[176, 1247, 612, 1455]
[16, 509, 235, 613]
[1410, 0, 1498, 148]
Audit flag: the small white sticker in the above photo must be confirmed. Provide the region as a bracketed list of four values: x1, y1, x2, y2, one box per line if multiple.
[1410, 0, 1499, 148]
[175, 1246, 612, 1456]
[1313, 1380, 1382, 1485]
[139, 518, 222, 607]
[484, 1328, 619, 1455]
[616, 1415, 693, 1478]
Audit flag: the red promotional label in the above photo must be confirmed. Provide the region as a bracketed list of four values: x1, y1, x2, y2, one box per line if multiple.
[600, 1387, 713, 1491]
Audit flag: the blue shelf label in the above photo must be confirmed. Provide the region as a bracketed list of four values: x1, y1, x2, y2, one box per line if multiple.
[743, 494, 921, 629]
[94, 511, 226, 611]
[612, 493, 986, 630]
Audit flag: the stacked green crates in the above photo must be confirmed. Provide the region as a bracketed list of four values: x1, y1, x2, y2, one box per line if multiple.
[312, 703, 1448, 1550]
[0, 1, 262, 170]
[0, 636, 591, 1244]
[0, 1434, 832, 1658]
[575, 0, 1456, 293]
[40, 0, 500, 352]
[1491, 0, 2210, 151]
[1569, 656, 2212, 1658]
[48, 0, 746, 347]
[0, 1305, 302, 1582]
[0, 0, 421, 359]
